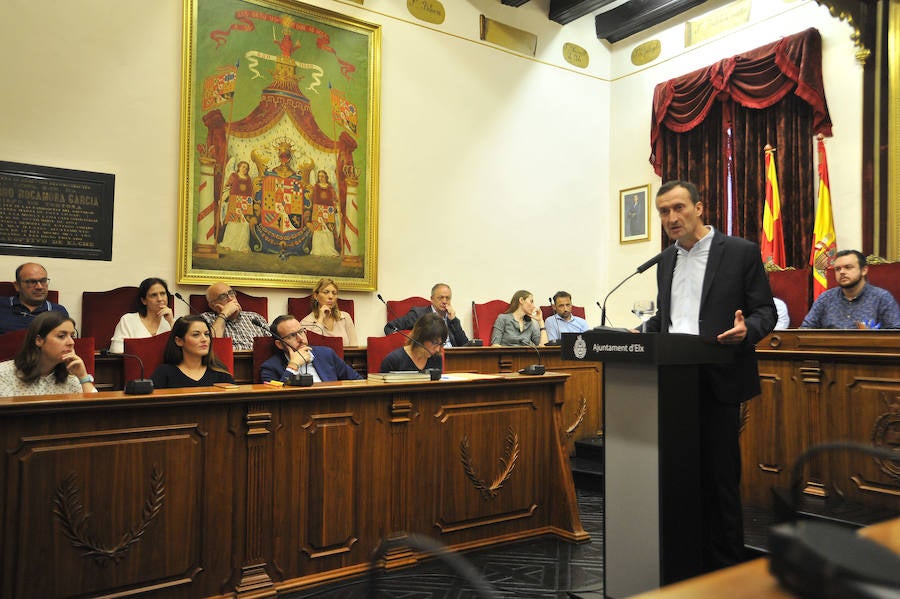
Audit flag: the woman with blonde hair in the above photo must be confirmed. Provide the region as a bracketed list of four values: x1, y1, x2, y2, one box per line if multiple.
[299, 277, 358, 345]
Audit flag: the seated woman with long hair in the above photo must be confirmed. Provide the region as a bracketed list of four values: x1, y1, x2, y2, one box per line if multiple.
[151, 316, 234, 389]
[299, 277, 358, 345]
[379, 313, 447, 373]
[491, 289, 549, 347]
[0, 311, 98, 396]
[109, 277, 175, 354]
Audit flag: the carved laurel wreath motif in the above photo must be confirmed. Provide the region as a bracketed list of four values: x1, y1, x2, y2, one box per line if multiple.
[53, 467, 166, 565]
[564, 395, 588, 439]
[460, 426, 519, 500]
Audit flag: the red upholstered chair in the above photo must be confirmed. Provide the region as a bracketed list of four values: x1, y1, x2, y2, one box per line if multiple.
[0, 329, 28, 361]
[306, 330, 344, 359]
[766, 268, 810, 328]
[252, 336, 278, 383]
[540, 305, 587, 321]
[81, 286, 175, 351]
[366, 333, 408, 374]
[123, 332, 170, 382]
[385, 296, 429, 322]
[472, 300, 509, 344]
[74, 337, 95, 375]
[0, 281, 59, 303]
[287, 295, 355, 321]
[212, 337, 234, 374]
[189, 291, 268, 320]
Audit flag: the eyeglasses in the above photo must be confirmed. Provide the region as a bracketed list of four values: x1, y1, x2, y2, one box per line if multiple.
[214, 289, 237, 303]
[19, 278, 49, 287]
[281, 330, 308, 343]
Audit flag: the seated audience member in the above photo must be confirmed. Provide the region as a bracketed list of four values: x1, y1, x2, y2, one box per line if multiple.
[201, 282, 270, 350]
[151, 316, 234, 389]
[109, 277, 175, 353]
[773, 297, 790, 330]
[299, 277, 358, 346]
[380, 313, 447, 373]
[545, 291, 589, 342]
[384, 283, 469, 347]
[0, 262, 68, 334]
[801, 250, 900, 329]
[0, 312, 97, 396]
[260, 315, 362, 383]
[491, 290, 548, 346]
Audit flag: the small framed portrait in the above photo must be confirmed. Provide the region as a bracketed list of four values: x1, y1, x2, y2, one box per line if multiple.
[619, 184, 650, 244]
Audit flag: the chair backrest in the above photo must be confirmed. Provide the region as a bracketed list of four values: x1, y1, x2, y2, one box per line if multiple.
[472, 300, 509, 343]
[190, 290, 268, 320]
[74, 337, 95, 375]
[0, 328, 28, 361]
[539, 304, 587, 321]
[825, 261, 900, 304]
[366, 333, 408, 374]
[385, 296, 429, 322]
[81, 286, 176, 351]
[212, 337, 234, 374]
[287, 295, 355, 321]
[252, 336, 278, 383]
[0, 281, 60, 303]
[123, 332, 171, 382]
[306, 330, 344, 359]
[766, 268, 810, 328]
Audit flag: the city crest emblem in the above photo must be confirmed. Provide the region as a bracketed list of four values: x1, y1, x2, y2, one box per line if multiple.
[573, 335, 587, 359]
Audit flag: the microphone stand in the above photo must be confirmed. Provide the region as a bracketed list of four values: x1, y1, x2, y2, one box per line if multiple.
[101, 349, 153, 394]
[468, 300, 483, 346]
[173, 292, 198, 315]
[520, 341, 545, 375]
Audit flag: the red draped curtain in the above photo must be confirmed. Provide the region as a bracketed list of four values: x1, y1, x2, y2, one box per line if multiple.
[649, 28, 832, 267]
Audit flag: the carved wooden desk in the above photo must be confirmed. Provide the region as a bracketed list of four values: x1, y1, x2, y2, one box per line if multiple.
[0, 374, 586, 598]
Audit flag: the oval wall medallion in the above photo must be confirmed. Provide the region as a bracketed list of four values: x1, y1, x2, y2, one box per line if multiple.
[563, 42, 589, 69]
[407, 0, 446, 25]
[631, 40, 661, 66]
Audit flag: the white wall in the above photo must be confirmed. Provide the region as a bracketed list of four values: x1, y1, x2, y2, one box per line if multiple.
[0, 0, 862, 339]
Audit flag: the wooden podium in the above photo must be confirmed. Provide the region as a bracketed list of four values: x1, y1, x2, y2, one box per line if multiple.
[561, 330, 733, 597]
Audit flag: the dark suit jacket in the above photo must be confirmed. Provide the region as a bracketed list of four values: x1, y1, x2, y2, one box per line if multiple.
[384, 306, 469, 346]
[259, 346, 362, 383]
[645, 230, 776, 404]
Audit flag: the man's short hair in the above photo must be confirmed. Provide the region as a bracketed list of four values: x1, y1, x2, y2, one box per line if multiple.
[835, 249, 866, 269]
[14, 263, 44, 282]
[270, 314, 296, 337]
[552, 291, 572, 304]
[657, 180, 700, 204]
[431, 283, 450, 296]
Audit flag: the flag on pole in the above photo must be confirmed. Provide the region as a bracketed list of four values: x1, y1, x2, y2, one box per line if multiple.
[810, 136, 837, 299]
[202, 65, 238, 111]
[330, 84, 358, 136]
[760, 145, 786, 267]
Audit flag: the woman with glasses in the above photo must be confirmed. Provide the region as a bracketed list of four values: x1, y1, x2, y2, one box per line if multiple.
[379, 313, 447, 373]
[299, 277, 358, 345]
[151, 316, 234, 389]
[0, 311, 97, 396]
[109, 277, 175, 354]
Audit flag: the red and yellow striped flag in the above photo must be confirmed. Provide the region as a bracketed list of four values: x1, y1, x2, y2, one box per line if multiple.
[810, 136, 837, 299]
[760, 145, 786, 267]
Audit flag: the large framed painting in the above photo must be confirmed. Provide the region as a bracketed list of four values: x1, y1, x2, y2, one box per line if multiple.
[178, 0, 381, 290]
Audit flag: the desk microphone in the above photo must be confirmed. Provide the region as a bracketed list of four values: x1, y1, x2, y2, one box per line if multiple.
[520, 341, 545, 375]
[268, 326, 314, 387]
[600, 253, 663, 326]
[377, 293, 404, 335]
[100, 349, 153, 394]
[173, 292, 199, 315]
[467, 300, 484, 346]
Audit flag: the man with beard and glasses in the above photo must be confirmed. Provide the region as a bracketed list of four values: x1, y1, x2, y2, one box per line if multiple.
[801, 250, 900, 329]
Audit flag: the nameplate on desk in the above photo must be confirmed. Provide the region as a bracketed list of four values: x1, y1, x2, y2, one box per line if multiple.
[560, 331, 733, 365]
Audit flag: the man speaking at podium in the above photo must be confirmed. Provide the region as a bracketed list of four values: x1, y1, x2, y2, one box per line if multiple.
[644, 180, 776, 572]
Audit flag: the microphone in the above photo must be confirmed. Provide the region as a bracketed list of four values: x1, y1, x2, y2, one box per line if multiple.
[600, 253, 663, 326]
[377, 293, 402, 334]
[467, 300, 483, 346]
[268, 326, 313, 387]
[173, 292, 199, 314]
[520, 341, 545, 375]
[250, 315, 273, 337]
[100, 349, 153, 394]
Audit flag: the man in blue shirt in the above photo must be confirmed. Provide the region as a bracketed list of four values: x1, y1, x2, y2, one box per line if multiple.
[544, 291, 588, 342]
[801, 250, 900, 329]
[0, 263, 69, 334]
[260, 315, 362, 383]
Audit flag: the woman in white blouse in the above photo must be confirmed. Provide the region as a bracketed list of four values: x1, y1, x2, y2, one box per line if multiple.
[109, 277, 175, 353]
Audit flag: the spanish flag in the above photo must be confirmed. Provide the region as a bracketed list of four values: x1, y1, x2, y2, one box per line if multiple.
[760, 145, 786, 268]
[810, 136, 836, 299]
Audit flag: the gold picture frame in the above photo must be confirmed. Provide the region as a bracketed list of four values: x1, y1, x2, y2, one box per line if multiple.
[177, 0, 381, 290]
[619, 184, 650, 244]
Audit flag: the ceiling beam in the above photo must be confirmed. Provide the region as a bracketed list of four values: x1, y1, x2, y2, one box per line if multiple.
[501, 0, 531, 7]
[595, 0, 706, 43]
[549, 0, 620, 25]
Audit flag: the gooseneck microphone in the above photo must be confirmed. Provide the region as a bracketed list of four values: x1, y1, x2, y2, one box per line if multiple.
[520, 341, 545, 375]
[100, 349, 153, 394]
[600, 253, 663, 326]
[173, 292, 199, 314]
[468, 301, 483, 346]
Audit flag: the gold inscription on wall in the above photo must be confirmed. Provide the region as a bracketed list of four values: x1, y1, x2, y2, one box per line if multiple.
[407, 0, 445, 25]
[0, 174, 104, 252]
[685, 0, 751, 47]
[563, 43, 590, 69]
[631, 40, 661, 66]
